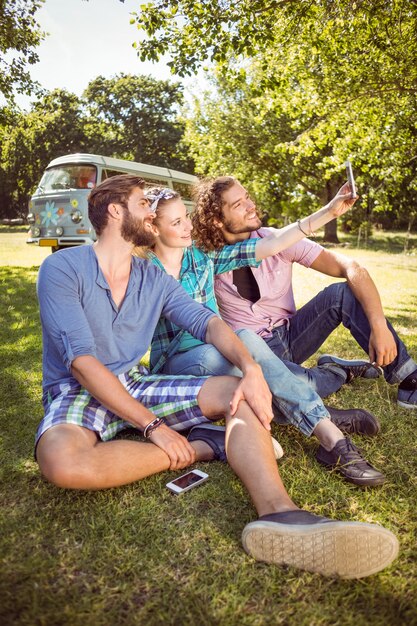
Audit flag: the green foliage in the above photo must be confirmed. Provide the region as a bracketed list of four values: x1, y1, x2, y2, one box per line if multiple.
[132, 0, 291, 75]
[0, 89, 88, 218]
[133, 0, 417, 83]
[162, 1, 417, 239]
[83, 73, 193, 170]
[0, 74, 194, 218]
[0, 0, 45, 102]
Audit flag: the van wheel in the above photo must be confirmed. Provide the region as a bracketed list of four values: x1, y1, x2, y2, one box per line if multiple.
[52, 246, 60, 253]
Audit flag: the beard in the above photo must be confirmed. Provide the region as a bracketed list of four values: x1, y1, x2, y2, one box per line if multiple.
[222, 212, 262, 235]
[121, 209, 156, 247]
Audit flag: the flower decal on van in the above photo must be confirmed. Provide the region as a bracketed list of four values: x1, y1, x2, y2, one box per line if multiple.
[40, 201, 59, 226]
[71, 199, 79, 208]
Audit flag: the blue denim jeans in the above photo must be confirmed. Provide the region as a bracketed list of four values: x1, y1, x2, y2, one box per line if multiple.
[161, 328, 330, 437]
[264, 282, 416, 396]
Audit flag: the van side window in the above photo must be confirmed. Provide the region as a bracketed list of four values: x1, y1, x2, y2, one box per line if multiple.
[142, 177, 174, 188]
[102, 169, 173, 190]
[102, 169, 126, 179]
[172, 181, 193, 201]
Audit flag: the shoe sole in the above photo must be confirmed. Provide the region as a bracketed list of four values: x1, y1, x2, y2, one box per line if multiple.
[242, 520, 399, 578]
[316, 459, 386, 486]
[397, 399, 417, 410]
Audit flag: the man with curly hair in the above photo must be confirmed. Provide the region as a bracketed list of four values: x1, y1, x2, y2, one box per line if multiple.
[191, 176, 417, 409]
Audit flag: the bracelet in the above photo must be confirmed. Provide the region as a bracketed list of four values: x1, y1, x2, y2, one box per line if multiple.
[297, 219, 310, 237]
[308, 216, 316, 238]
[143, 416, 165, 439]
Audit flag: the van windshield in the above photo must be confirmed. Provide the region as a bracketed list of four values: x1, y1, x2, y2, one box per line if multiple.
[36, 165, 97, 192]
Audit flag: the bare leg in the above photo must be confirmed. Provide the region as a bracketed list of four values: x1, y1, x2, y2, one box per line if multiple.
[37, 376, 398, 577]
[198, 376, 297, 515]
[198, 378, 399, 577]
[37, 423, 214, 490]
[312, 418, 344, 451]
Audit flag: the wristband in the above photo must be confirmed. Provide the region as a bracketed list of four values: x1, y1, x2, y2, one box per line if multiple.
[143, 416, 165, 439]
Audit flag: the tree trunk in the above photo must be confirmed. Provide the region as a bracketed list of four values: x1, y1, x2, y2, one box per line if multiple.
[404, 214, 416, 253]
[321, 180, 340, 243]
[324, 219, 339, 243]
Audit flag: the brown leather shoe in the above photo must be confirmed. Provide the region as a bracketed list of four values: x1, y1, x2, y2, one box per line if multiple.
[325, 405, 381, 436]
[316, 437, 385, 486]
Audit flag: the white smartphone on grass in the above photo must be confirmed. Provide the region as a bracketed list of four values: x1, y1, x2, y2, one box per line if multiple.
[345, 160, 357, 198]
[166, 469, 209, 495]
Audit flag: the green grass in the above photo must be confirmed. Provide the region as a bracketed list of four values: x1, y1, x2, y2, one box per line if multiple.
[1, 232, 417, 625]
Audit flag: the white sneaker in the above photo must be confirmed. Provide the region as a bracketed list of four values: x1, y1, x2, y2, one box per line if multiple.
[272, 437, 284, 460]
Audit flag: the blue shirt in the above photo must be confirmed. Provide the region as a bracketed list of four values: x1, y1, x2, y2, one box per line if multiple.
[37, 245, 216, 391]
[149, 240, 260, 371]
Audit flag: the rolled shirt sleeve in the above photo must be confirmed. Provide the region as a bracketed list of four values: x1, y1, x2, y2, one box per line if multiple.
[37, 254, 98, 375]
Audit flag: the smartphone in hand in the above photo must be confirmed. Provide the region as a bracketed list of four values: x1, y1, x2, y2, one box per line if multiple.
[345, 160, 357, 198]
[166, 469, 209, 495]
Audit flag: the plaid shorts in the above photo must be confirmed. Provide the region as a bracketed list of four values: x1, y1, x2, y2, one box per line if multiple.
[35, 365, 211, 449]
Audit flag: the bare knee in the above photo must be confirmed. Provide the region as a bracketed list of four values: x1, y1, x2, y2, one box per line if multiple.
[198, 375, 241, 417]
[37, 444, 94, 489]
[36, 425, 98, 489]
[38, 454, 79, 488]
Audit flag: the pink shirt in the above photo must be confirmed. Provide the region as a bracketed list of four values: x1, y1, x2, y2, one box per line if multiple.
[214, 228, 323, 337]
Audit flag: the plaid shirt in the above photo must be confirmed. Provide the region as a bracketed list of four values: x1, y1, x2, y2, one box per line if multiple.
[149, 240, 260, 372]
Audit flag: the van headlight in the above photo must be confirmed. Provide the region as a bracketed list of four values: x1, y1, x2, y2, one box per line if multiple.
[27, 212, 36, 224]
[71, 209, 82, 223]
[32, 227, 40, 237]
[56, 227, 64, 236]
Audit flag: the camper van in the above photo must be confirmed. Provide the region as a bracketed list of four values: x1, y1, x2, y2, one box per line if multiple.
[27, 153, 197, 252]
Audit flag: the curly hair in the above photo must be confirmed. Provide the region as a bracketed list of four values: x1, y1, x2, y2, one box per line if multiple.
[191, 176, 238, 252]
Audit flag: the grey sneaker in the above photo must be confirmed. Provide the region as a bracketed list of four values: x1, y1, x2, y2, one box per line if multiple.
[316, 437, 385, 486]
[242, 509, 399, 578]
[318, 354, 382, 382]
[188, 424, 228, 462]
[187, 424, 284, 462]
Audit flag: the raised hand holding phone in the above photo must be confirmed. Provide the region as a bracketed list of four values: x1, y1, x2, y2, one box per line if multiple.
[345, 160, 357, 198]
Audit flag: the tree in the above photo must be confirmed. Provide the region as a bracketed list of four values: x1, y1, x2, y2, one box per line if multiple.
[0, 0, 45, 102]
[185, 42, 417, 239]
[184, 68, 345, 238]
[0, 89, 87, 218]
[83, 73, 194, 171]
[134, 1, 417, 239]
[132, 0, 417, 89]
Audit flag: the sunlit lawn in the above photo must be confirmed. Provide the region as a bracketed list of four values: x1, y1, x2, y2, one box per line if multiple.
[1, 229, 416, 625]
